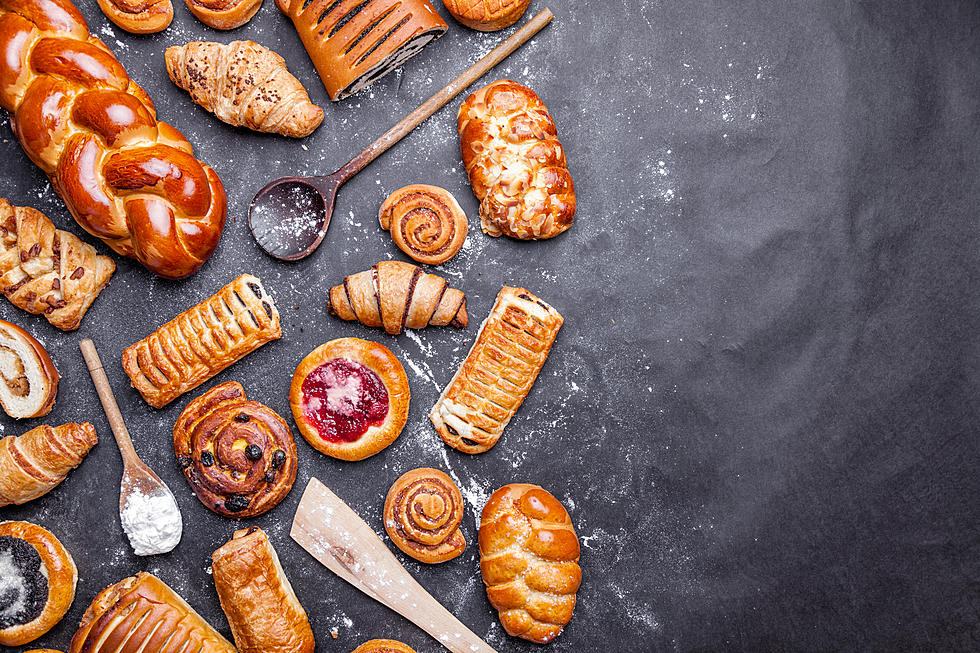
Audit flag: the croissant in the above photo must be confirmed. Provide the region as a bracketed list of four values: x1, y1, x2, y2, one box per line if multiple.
[166, 41, 324, 139]
[185, 0, 262, 29]
[0, 0, 227, 279]
[458, 80, 576, 239]
[327, 261, 467, 335]
[0, 199, 114, 331]
[0, 422, 98, 507]
[480, 484, 582, 644]
[96, 0, 173, 33]
[0, 319, 59, 418]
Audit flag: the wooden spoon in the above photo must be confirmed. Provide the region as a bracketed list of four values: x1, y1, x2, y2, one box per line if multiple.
[79, 339, 182, 556]
[291, 477, 498, 653]
[248, 8, 555, 261]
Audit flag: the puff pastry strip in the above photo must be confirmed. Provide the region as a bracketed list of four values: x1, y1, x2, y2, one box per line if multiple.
[430, 287, 562, 454]
[122, 274, 281, 408]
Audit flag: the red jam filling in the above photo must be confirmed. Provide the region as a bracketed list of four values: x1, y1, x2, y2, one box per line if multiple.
[300, 358, 389, 443]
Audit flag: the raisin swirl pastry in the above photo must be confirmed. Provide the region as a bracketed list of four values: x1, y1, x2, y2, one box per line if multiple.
[384, 468, 466, 563]
[0, 521, 76, 647]
[174, 381, 297, 517]
[379, 185, 468, 265]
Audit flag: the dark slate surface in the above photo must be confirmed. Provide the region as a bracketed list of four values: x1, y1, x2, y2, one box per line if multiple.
[2, 0, 979, 651]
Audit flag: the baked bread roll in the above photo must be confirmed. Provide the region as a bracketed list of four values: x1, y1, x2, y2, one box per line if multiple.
[68, 572, 236, 653]
[165, 41, 324, 138]
[0, 199, 114, 331]
[211, 527, 315, 653]
[0, 319, 59, 418]
[352, 640, 416, 653]
[290, 338, 409, 461]
[122, 274, 281, 408]
[442, 0, 531, 31]
[185, 0, 262, 29]
[0, 0, 227, 279]
[379, 185, 468, 265]
[174, 381, 297, 517]
[384, 468, 465, 563]
[327, 261, 467, 335]
[275, 0, 446, 101]
[430, 287, 561, 453]
[479, 484, 581, 644]
[458, 80, 575, 239]
[0, 423, 97, 507]
[96, 0, 173, 33]
[0, 521, 76, 646]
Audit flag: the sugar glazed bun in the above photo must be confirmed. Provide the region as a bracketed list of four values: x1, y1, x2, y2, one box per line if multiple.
[290, 338, 409, 461]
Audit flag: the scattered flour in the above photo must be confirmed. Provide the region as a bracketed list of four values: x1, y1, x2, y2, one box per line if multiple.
[120, 489, 182, 556]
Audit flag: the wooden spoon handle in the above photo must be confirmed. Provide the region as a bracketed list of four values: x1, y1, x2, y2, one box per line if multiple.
[334, 7, 555, 181]
[79, 339, 139, 465]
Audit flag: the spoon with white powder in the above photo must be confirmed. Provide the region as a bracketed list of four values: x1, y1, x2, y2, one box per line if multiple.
[79, 339, 182, 556]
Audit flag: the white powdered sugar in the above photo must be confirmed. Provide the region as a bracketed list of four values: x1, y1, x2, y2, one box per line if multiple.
[120, 490, 182, 556]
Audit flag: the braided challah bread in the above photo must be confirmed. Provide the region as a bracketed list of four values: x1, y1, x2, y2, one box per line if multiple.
[458, 79, 575, 240]
[0, 0, 227, 279]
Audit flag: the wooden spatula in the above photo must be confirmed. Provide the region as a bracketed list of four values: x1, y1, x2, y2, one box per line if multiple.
[291, 477, 498, 653]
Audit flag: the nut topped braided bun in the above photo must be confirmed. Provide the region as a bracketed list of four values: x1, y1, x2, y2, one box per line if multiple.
[351, 640, 417, 653]
[458, 79, 575, 239]
[0, 0, 227, 279]
[379, 185, 468, 265]
[480, 483, 581, 644]
[95, 0, 173, 33]
[0, 199, 114, 331]
[384, 468, 466, 563]
[174, 381, 297, 517]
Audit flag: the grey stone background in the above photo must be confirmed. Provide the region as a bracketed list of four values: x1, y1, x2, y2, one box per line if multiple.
[2, 0, 978, 651]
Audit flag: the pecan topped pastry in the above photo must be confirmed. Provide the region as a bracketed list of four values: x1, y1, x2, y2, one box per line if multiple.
[174, 381, 297, 518]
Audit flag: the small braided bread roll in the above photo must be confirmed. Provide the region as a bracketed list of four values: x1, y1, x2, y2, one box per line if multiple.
[165, 41, 324, 138]
[378, 185, 468, 265]
[174, 381, 297, 517]
[384, 468, 466, 563]
[327, 261, 467, 335]
[96, 0, 173, 33]
[351, 640, 416, 653]
[480, 483, 582, 644]
[0, 199, 114, 331]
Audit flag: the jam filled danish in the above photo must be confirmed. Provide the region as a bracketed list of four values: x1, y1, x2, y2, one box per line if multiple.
[174, 381, 298, 518]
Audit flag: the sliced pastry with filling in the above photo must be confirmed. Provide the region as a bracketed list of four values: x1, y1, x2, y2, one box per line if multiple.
[0, 521, 76, 647]
[290, 338, 409, 461]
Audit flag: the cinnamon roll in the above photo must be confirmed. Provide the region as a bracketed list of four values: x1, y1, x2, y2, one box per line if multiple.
[378, 185, 468, 265]
[173, 381, 297, 517]
[383, 468, 465, 563]
[352, 641, 416, 653]
[96, 0, 174, 33]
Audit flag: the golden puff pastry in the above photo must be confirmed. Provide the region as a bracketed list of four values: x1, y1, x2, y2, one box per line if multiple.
[430, 287, 562, 453]
[0, 423, 97, 507]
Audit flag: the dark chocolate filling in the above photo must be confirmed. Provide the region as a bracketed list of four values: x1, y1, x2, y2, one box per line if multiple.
[0, 535, 48, 630]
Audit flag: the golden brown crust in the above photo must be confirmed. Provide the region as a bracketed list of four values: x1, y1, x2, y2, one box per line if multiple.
[0, 521, 76, 646]
[122, 274, 281, 408]
[0, 423, 97, 507]
[442, 0, 530, 31]
[290, 337, 409, 461]
[95, 0, 173, 33]
[0, 0, 226, 279]
[165, 41, 323, 137]
[276, 0, 447, 101]
[351, 640, 417, 653]
[0, 200, 114, 331]
[184, 0, 262, 29]
[430, 287, 562, 454]
[384, 468, 466, 563]
[327, 261, 467, 335]
[68, 572, 236, 653]
[479, 484, 581, 644]
[0, 319, 59, 418]
[458, 80, 575, 239]
[211, 527, 315, 653]
[379, 185, 468, 265]
[174, 381, 298, 518]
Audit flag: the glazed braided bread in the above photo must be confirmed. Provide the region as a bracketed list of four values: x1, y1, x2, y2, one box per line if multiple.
[0, 0, 226, 279]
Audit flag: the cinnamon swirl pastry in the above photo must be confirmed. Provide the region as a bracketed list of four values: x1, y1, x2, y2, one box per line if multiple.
[173, 381, 297, 517]
[96, 0, 174, 33]
[384, 468, 465, 563]
[184, 0, 263, 29]
[379, 185, 468, 265]
[352, 641, 416, 653]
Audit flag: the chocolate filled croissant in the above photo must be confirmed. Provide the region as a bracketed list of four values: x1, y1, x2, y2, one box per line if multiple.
[174, 381, 297, 517]
[384, 468, 466, 563]
[379, 185, 468, 265]
[165, 41, 324, 138]
[0, 422, 98, 507]
[327, 261, 467, 335]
